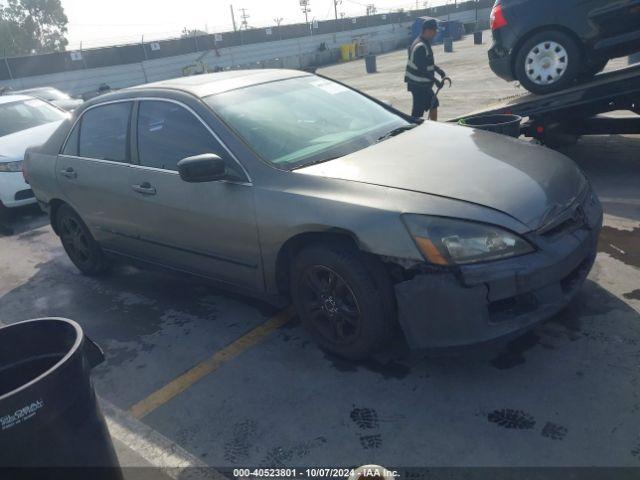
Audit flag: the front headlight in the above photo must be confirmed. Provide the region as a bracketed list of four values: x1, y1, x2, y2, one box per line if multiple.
[0, 161, 23, 173]
[403, 214, 534, 266]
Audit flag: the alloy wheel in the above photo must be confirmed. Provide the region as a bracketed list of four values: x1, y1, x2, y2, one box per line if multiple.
[59, 215, 91, 266]
[300, 265, 362, 345]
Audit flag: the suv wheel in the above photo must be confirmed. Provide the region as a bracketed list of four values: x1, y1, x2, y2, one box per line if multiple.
[515, 31, 581, 94]
[56, 204, 110, 275]
[290, 243, 396, 360]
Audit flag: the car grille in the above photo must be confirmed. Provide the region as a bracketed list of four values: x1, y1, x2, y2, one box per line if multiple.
[14, 189, 34, 201]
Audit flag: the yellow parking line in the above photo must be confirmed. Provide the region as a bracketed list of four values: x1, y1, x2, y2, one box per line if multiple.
[129, 307, 295, 419]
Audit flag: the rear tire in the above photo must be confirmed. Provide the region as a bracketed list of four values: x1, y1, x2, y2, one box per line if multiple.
[290, 242, 396, 360]
[515, 30, 582, 95]
[56, 204, 110, 276]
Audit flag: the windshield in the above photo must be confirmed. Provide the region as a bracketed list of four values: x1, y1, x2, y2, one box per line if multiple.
[0, 98, 66, 137]
[205, 76, 410, 169]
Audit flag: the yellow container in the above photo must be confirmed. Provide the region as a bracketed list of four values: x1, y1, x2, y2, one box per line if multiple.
[349, 42, 357, 59]
[340, 44, 351, 62]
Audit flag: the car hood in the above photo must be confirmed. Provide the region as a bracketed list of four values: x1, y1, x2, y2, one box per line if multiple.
[0, 120, 63, 162]
[297, 122, 587, 231]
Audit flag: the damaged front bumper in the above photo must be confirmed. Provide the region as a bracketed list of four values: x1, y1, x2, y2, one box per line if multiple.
[395, 196, 603, 349]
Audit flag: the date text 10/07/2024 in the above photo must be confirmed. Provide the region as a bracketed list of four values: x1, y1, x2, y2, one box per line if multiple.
[232, 467, 400, 479]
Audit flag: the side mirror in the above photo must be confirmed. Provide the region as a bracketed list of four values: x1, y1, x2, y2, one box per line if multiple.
[177, 154, 227, 183]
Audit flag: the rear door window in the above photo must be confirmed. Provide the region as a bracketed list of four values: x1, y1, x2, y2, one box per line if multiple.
[137, 100, 224, 172]
[78, 102, 132, 162]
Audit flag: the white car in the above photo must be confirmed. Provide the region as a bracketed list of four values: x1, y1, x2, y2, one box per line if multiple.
[11, 87, 84, 112]
[0, 95, 67, 212]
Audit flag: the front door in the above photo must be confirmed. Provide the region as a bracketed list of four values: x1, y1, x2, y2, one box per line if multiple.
[127, 99, 262, 291]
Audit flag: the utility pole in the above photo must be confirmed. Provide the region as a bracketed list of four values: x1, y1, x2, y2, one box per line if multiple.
[300, 0, 311, 28]
[239, 8, 250, 30]
[230, 5, 237, 32]
[366, 4, 376, 16]
[273, 17, 283, 39]
[333, 0, 341, 21]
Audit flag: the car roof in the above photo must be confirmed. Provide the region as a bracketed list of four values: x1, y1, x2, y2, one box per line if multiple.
[130, 69, 311, 97]
[0, 94, 35, 104]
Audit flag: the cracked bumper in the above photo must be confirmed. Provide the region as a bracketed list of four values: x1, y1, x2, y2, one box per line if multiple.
[394, 203, 603, 349]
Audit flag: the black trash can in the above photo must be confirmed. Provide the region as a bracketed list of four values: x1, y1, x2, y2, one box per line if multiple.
[0, 318, 122, 477]
[474, 31, 483, 45]
[365, 54, 377, 74]
[458, 114, 522, 138]
[443, 37, 453, 53]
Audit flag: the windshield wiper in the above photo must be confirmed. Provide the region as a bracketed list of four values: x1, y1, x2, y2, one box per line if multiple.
[292, 156, 343, 170]
[376, 124, 417, 143]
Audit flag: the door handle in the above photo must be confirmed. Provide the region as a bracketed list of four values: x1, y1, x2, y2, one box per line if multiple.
[60, 167, 77, 179]
[131, 182, 157, 195]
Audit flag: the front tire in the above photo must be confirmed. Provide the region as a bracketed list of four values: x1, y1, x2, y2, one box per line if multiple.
[515, 30, 582, 95]
[56, 204, 110, 275]
[290, 243, 396, 360]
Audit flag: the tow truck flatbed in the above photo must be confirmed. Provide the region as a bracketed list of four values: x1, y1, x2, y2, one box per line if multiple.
[452, 63, 640, 146]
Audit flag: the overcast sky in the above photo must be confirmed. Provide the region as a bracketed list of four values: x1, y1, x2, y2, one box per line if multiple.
[61, 0, 451, 49]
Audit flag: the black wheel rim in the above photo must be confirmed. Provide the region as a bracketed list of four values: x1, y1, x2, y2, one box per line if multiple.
[300, 265, 362, 345]
[59, 215, 92, 266]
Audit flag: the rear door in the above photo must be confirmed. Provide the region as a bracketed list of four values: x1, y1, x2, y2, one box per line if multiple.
[127, 99, 262, 290]
[57, 101, 138, 250]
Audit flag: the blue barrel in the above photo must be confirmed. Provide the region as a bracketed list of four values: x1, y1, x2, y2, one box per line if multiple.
[444, 37, 453, 53]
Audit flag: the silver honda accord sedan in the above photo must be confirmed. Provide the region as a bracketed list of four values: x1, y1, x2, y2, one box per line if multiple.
[24, 70, 603, 359]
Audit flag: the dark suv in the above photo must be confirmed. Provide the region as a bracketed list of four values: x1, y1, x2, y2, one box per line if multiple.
[488, 0, 640, 94]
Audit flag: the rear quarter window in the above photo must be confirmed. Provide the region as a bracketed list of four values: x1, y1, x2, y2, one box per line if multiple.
[62, 122, 79, 156]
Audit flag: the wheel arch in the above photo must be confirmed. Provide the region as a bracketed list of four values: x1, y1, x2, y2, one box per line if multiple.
[49, 198, 68, 235]
[510, 25, 586, 78]
[273, 229, 363, 298]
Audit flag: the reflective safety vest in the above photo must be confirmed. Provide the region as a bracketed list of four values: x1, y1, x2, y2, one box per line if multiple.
[405, 37, 435, 87]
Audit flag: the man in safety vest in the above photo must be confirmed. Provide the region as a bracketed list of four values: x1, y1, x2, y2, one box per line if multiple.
[405, 18, 446, 121]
